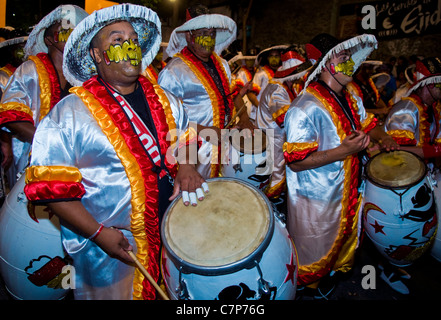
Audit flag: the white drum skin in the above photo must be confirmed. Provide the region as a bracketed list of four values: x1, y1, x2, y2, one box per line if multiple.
[161, 178, 297, 300]
[221, 129, 272, 189]
[0, 175, 69, 300]
[363, 151, 437, 267]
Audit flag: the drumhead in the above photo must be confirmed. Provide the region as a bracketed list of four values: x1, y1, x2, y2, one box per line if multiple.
[162, 178, 272, 272]
[366, 151, 426, 188]
[230, 129, 267, 154]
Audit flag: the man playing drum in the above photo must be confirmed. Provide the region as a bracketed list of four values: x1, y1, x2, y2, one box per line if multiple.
[158, 4, 254, 179]
[385, 57, 441, 160]
[0, 5, 88, 188]
[283, 33, 398, 299]
[381, 57, 441, 294]
[255, 45, 311, 202]
[24, 4, 207, 300]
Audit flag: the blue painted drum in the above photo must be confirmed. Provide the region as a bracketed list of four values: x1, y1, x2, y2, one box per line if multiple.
[161, 177, 297, 300]
[363, 151, 437, 267]
[0, 174, 70, 300]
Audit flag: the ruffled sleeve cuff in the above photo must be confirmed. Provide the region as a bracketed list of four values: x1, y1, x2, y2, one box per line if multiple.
[272, 105, 290, 128]
[0, 102, 34, 126]
[386, 129, 417, 146]
[24, 165, 85, 203]
[283, 141, 319, 163]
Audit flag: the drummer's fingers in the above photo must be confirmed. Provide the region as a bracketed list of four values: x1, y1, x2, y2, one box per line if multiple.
[169, 182, 181, 202]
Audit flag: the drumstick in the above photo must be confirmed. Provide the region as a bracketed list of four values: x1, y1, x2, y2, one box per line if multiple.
[127, 250, 170, 300]
[225, 101, 248, 129]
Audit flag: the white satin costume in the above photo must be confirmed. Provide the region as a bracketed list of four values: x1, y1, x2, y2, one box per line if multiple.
[283, 81, 377, 285]
[384, 93, 441, 148]
[0, 54, 62, 187]
[158, 47, 235, 179]
[24, 76, 190, 299]
[255, 80, 295, 198]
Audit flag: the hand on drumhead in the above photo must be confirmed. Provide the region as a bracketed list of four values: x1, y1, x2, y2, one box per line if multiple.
[170, 163, 208, 206]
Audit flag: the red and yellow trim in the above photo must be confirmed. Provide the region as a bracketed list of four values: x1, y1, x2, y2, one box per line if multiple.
[24, 165, 85, 201]
[75, 75, 176, 300]
[294, 81, 365, 285]
[283, 141, 318, 163]
[0, 53, 61, 126]
[176, 47, 233, 177]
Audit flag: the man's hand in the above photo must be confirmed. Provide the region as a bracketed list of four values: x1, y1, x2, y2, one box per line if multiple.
[169, 163, 209, 206]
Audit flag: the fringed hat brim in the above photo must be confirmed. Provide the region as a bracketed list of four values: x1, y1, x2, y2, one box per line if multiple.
[166, 14, 237, 57]
[228, 52, 256, 65]
[63, 4, 162, 87]
[255, 45, 288, 65]
[371, 72, 391, 88]
[0, 36, 28, 49]
[405, 74, 441, 96]
[24, 5, 88, 59]
[274, 61, 313, 83]
[303, 34, 378, 89]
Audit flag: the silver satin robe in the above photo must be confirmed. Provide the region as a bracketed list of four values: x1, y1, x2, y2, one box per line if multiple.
[27, 88, 188, 299]
[255, 80, 291, 198]
[0, 59, 46, 187]
[158, 53, 232, 179]
[284, 85, 375, 284]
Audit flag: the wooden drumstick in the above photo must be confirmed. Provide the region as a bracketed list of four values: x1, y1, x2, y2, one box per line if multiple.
[127, 250, 170, 300]
[225, 101, 248, 129]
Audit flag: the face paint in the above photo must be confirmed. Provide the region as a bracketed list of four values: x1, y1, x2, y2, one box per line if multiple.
[103, 39, 142, 66]
[194, 35, 216, 51]
[330, 57, 355, 76]
[268, 55, 280, 67]
[54, 28, 73, 43]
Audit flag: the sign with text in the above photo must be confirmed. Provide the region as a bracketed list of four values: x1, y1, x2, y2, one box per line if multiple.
[357, 0, 441, 39]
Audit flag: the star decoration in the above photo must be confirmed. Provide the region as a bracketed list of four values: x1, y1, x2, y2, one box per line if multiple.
[284, 252, 296, 284]
[370, 220, 386, 235]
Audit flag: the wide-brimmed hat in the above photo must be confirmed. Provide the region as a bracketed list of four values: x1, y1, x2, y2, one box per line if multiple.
[274, 45, 312, 82]
[406, 57, 441, 96]
[166, 4, 237, 57]
[63, 4, 162, 87]
[304, 33, 378, 88]
[228, 51, 256, 65]
[0, 36, 28, 50]
[255, 45, 288, 66]
[405, 64, 416, 84]
[371, 72, 391, 89]
[24, 4, 88, 59]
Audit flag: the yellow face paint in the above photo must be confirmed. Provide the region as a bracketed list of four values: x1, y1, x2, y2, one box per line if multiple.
[268, 55, 281, 67]
[54, 28, 73, 43]
[194, 35, 216, 51]
[104, 39, 142, 66]
[332, 57, 355, 76]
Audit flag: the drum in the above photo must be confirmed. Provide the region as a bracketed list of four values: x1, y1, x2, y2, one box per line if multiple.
[0, 174, 69, 300]
[363, 151, 437, 267]
[221, 129, 272, 189]
[430, 170, 441, 263]
[161, 178, 297, 300]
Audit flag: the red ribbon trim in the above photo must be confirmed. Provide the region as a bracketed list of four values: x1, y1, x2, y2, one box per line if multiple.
[24, 180, 85, 201]
[83, 75, 174, 299]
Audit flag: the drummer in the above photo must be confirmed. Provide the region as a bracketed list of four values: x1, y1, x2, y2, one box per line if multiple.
[380, 57, 441, 294]
[283, 33, 398, 299]
[158, 4, 254, 179]
[384, 57, 441, 162]
[255, 45, 311, 201]
[24, 4, 207, 300]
